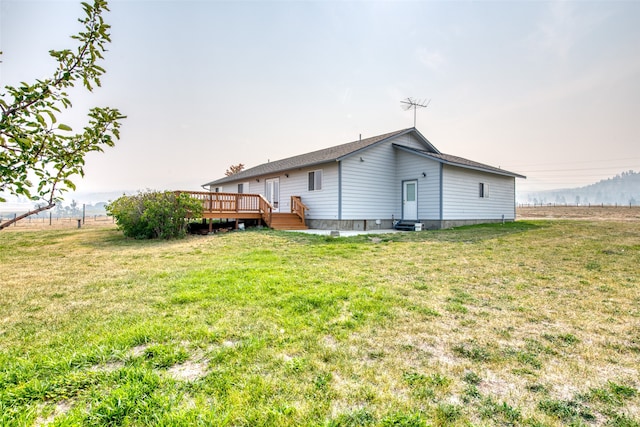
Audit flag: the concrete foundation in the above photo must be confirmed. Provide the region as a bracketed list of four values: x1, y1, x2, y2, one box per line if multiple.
[306, 219, 395, 231]
[306, 218, 514, 231]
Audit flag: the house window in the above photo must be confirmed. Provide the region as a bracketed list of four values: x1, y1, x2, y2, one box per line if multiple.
[237, 182, 250, 193]
[308, 170, 323, 191]
[479, 182, 489, 198]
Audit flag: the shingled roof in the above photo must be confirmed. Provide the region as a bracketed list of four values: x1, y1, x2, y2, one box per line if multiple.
[204, 128, 432, 186]
[393, 144, 526, 179]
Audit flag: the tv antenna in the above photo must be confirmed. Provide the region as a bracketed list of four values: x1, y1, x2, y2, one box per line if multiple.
[401, 97, 430, 127]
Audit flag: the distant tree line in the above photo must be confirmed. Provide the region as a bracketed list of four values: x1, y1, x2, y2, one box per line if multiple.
[520, 170, 639, 206]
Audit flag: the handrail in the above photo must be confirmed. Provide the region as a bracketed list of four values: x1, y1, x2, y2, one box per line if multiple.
[258, 194, 273, 227]
[291, 196, 308, 225]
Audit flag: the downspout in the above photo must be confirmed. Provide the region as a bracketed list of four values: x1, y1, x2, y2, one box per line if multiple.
[338, 160, 342, 220]
[439, 163, 444, 225]
[513, 177, 517, 220]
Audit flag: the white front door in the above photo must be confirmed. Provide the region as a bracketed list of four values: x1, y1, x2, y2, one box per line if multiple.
[403, 180, 418, 220]
[265, 178, 280, 212]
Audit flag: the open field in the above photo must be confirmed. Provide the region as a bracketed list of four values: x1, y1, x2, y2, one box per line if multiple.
[1, 220, 639, 426]
[0, 215, 115, 230]
[517, 205, 640, 221]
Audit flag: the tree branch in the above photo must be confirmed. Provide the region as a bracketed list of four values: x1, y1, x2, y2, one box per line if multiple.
[0, 202, 56, 230]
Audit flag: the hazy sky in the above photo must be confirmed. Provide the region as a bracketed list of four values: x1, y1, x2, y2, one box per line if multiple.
[2, 0, 639, 200]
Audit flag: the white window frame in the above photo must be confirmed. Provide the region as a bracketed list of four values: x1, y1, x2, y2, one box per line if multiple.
[308, 170, 323, 191]
[479, 182, 489, 198]
[237, 182, 250, 193]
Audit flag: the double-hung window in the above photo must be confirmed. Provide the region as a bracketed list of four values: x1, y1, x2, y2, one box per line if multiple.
[308, 170, 323, 191]
[237, 182, 250, 193]
[479, 182, 489, 198]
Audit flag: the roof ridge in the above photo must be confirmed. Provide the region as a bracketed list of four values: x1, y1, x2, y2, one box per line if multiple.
[204, 128, 414, 186]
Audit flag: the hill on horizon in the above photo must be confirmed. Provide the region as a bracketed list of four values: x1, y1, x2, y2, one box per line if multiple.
[518, 170, 640, 206]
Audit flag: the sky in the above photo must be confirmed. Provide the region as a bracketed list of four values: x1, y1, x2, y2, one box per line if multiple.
[1, 0, 639, 204]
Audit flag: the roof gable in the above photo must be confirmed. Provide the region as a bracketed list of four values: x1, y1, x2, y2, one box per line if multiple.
[204, 128, 437, 186]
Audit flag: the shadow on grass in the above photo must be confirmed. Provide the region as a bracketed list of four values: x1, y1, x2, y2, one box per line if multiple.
[77, 221, 544, 249]
[274, 221, 543, 245]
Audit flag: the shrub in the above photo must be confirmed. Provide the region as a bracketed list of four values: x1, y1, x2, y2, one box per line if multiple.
[106, 191, 203, 239]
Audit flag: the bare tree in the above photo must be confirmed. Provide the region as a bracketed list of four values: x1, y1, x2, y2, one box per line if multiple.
[225, 163, 245, 177]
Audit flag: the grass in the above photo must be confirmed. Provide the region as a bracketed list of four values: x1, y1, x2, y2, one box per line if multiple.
[0, 219, 639, 426]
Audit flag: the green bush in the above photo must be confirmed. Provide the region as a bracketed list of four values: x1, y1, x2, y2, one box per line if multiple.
[106, 191, 203, 239]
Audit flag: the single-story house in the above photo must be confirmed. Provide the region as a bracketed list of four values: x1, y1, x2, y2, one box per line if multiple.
[202, 128, 525, 230]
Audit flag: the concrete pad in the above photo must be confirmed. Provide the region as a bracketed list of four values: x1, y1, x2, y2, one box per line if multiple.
[282, 229, 402, 237]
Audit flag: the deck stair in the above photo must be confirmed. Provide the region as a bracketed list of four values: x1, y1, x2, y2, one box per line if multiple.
[394, 220, 422, 231]
[269, 213, 308, 230]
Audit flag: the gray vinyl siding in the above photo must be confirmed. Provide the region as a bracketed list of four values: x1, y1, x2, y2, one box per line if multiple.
[318, 134, 437, 220]
[390, 133, 430, 151]
[442, 165, 516, 220]
[292, 163, 340, 219]
[212, 181, 262, 197]
[395, 150, 441, 219]
[214, 164, 339, 218]
[340, 142, 398, 220]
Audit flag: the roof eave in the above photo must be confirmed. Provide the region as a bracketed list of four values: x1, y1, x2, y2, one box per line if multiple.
[204, 128, 438, 187]
[393, 144, 525, 179]
[439, 161, 527, 179]
[203, 159, 337, 186]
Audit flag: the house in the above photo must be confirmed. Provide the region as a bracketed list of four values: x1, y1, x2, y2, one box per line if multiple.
[202, 128, 525, 230]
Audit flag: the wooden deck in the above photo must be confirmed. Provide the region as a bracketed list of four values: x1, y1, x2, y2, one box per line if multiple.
[177, 191, 308, 230]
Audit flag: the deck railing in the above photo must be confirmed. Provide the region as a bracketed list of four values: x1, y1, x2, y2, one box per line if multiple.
[177, 191, 273, 226]
[176, 191, 311, 229]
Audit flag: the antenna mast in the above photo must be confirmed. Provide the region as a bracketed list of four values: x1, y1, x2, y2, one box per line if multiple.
[401, 97, 430, 127]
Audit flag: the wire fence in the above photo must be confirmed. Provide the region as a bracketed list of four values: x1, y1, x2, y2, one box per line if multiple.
[0, 214, 114, 230]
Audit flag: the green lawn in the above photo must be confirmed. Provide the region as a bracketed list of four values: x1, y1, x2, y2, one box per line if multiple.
[0, 221, 638, 426]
